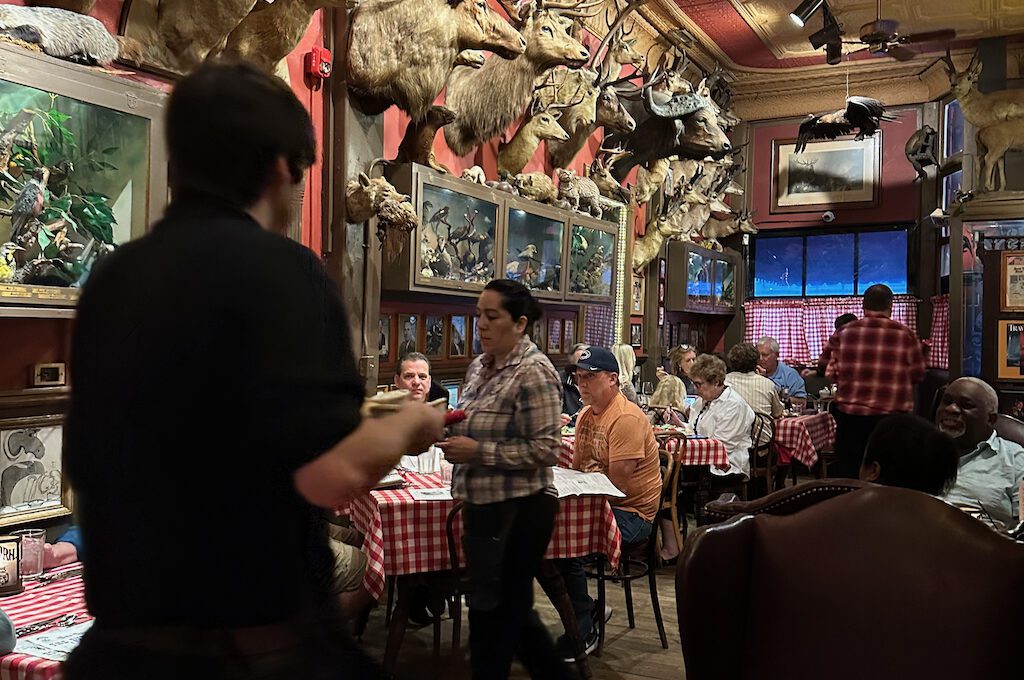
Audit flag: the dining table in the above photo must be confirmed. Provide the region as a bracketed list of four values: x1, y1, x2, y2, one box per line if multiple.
[773, 411, 837, 469]
[0, 563, 89, 680]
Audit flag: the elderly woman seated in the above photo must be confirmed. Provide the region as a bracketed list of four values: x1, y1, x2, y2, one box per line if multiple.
[688, 354, 755, 495]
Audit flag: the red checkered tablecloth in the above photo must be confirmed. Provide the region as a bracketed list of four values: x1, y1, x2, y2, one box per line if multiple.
[660, 436, 730, 470]
[774, 413, 836, 467]
[0, 564, 89, 680]
[348, 472, 622, 600]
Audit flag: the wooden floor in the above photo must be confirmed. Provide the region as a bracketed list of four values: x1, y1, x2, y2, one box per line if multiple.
[357, 565, 686, 680]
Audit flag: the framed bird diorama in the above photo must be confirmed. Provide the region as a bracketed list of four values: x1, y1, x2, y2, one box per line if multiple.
[0, 43, 166, 308]
[771, 134, 881, 214]
[565, 216, 617, 304]
[503, 198, 566, 301]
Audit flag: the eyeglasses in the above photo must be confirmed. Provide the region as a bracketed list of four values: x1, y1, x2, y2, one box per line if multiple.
[692, 379, 705, 388]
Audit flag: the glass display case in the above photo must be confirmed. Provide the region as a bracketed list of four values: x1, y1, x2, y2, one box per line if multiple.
[503, 199, 565, 299]
[0, 45, 166, 308]
[383, 164, 505, 296]
[665, 241, 739, 314]
[566, 216, 616, 302]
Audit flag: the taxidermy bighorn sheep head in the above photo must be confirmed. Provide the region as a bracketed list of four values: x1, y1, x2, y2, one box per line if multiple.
[347, 0, 526, 120]
[444, 0, 598, 156]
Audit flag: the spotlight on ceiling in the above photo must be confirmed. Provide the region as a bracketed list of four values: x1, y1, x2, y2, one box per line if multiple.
[809, 8, 841, 49]
[826, 40, 842, 65]
[789, 0, 825, 28]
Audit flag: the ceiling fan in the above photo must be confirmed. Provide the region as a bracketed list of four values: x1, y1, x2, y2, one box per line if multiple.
[844, 0, 957, 61]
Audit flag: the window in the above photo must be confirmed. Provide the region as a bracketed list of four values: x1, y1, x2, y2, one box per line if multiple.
[943, 99, 964, 159]
[943, 169, 963, 211]
[752, 229, 908, 297]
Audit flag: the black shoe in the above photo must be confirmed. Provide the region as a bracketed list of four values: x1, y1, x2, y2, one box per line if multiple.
[558, 625, 599, 663]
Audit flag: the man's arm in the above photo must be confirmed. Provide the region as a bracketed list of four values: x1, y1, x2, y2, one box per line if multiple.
[770, 388, 784, 418]
[605, 414, 649, 496]
[608, 459, 639, 496]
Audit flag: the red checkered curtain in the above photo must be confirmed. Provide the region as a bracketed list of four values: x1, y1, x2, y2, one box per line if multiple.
[927, 294, 950, 369]
[743, 299, 811, 364]
[745, 295, 920, 366]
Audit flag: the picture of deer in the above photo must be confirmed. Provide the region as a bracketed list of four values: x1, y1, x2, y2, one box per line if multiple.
[346, 0, 526, 120]
[942, 48, 1024, 193]
[443, 0, 595, 156]
[497, 87, 581, 176]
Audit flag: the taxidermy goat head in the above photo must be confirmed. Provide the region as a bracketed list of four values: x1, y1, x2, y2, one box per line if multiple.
[345, 173, 419, 263]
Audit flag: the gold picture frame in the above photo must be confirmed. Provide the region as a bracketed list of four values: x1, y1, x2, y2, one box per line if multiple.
[0, 412, 73, 529]
[1001, 251, 1024, 312]
[771, 135, 881, 214]
[997, 320, 1024, 381]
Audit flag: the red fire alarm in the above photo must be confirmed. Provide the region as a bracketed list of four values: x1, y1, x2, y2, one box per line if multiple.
[304, 46, 333, 81]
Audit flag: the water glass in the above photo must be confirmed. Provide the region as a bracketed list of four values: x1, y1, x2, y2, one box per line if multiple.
[13, 529, 45, 579]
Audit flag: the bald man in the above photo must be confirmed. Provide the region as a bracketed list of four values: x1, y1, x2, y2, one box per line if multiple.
[936, 377, 1024, 530]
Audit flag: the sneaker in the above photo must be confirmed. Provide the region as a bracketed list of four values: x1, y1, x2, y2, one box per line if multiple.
[559, 625, 599, 663]
[597, 604, 613, 624]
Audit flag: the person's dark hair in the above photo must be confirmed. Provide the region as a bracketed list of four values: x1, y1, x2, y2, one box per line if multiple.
[166, 61, 316, 209]
[863, 284, 893, 312]
[862, 414, 959, 495]
[484, 279, 542, 326]
[835, 313, 858, 330]
[395, 352, 431, 375]
[727, 343, 759, 374]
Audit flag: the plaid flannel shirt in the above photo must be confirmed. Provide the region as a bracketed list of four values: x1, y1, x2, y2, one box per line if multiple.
[450, 335, 561, 504]
[822, 311, 925, 416]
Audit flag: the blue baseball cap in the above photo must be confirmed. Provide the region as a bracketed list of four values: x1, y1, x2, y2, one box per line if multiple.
[569, 347, 620, 374]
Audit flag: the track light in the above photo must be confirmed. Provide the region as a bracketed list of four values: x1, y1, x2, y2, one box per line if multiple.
[826, 40, 842, 65]
[808, 7, 841, 49]
[789, 0, 824, 28]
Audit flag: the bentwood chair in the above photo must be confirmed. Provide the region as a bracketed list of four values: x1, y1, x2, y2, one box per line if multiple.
[677, 483, 1024, 680]
[746, 413, 776, 499]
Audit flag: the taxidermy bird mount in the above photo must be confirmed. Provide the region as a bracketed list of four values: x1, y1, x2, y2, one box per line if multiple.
[795, 96, 897, 153]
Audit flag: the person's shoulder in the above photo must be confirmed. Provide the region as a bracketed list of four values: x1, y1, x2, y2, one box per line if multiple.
[520, 344, 559, 379]
[991, 434, 1024, 460]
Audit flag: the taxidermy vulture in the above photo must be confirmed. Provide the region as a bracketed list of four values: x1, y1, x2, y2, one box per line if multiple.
[0, 5, 123, 65]
[794, 96, 897, 153]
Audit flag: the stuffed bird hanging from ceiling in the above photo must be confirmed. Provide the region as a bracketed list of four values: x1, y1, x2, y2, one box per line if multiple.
[795, 96, 898, 153]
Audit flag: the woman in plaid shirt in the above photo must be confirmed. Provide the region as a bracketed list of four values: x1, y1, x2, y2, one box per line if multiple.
[438, 279, 572, 680]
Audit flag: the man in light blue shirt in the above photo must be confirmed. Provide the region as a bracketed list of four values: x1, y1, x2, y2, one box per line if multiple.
[936, 377, 1024, 531]
[757, 337, 807, 402]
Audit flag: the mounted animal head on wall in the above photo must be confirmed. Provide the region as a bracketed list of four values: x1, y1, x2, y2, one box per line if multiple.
[941, 48, 982, 101]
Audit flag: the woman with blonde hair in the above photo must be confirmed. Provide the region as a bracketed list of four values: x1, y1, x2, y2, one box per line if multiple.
[610, 343, 639, 404]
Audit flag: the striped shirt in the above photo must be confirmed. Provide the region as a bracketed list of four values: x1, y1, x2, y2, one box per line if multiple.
[451, 335, 561, 504]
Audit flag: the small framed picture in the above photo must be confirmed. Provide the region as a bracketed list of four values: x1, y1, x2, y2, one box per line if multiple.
[548, 318, 562, 354]
[658, 281, 665, 304]
[630, 323, 643, 348]
[658, 306, 665, 327]
[564, 319, 575, 350]
[378, 315, 391, 360]
[1001, 251, 1024, 312]
[471, 317, 483, 355]
[658, 258, 666, 280]
[424, 315, 445, 359]
[532, 319, 545, 352]
[397, 314, 419, 357]
[31, 363, 66, 388]
[449, 315, 468, 358]
[997, 320, 1024, 380]
[0, 409, 73, 529]
[631, 273, 645, 315]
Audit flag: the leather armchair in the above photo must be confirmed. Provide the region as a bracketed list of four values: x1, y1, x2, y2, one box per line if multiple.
[701, 478, 871, 524]
[994, 413, 1024, 449]
[676, 485, 1024, 680]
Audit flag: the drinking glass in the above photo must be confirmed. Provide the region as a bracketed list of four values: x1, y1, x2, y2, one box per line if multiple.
[13, 529, 45, 579]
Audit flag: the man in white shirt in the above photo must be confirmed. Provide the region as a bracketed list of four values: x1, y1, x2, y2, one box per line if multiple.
[936, 377, 1024, 531]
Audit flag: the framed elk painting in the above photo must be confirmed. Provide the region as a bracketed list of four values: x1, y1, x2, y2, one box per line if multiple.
[771, 135, 881, 214]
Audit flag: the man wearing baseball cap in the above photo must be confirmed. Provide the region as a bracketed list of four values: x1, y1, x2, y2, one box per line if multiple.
[555, 347, 661, 660]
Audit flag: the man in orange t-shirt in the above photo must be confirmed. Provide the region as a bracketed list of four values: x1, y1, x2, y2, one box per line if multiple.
[555, 347, 661, 660]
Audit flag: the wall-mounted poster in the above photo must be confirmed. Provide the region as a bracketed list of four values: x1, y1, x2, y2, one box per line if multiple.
[424, 315, 445, 358]
[631, 273, 645, 315]
[1001, 252, 1024, 312]
[548, 319, 562, 354]
[771, 135, 881, 214]
[999, 390, 1024, 420]
[630, 323, 643, 348]
[998, 320, 1024, 380]
[450, 316, 468, 358]
[0, 414, 71, 528]
[564, 319, 575, 350]
[379, 315, 391, 360]
[398, 315, 419, 357]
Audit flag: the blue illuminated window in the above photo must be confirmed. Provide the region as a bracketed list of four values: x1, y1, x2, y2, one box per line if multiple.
[752, 229, 907, 297]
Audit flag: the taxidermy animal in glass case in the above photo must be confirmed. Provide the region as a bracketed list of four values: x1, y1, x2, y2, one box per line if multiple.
[346, 0, 525, 120]
[794, 96, 897, 153]
[345, 173, 419, 263]
[942, 48, 1024, 192]
[444, 0, 595, 156]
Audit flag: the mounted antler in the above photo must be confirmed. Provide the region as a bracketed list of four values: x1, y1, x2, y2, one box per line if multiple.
[587, 0, 649, 69]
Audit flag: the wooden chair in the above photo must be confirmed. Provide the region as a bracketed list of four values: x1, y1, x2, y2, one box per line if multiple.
[677, 484, 1024, 679]
[658, 437, 685, 551]
[746, 413, 776, 499]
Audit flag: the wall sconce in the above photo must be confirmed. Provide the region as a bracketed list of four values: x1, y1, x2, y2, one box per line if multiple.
[789, 0, 825, 28]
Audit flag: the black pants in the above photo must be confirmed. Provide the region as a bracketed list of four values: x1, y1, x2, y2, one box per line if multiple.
[833, 409, 888, 479]
[463, 491, 575, 680]
[63, 604, 379, 680]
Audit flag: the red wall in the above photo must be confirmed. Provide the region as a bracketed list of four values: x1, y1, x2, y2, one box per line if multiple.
[748, 106, 922, 230]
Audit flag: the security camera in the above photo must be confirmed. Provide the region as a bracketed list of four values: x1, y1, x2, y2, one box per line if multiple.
[822, 210, 836, 223]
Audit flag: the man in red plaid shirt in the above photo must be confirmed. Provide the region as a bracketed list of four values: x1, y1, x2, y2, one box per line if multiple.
[823, 284, 925, 478]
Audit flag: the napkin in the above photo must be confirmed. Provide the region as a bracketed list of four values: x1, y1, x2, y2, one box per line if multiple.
[400, 446, 443, 473]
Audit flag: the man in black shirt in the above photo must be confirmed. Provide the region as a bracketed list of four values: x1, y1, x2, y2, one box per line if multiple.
[64, 63, 443, 679]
